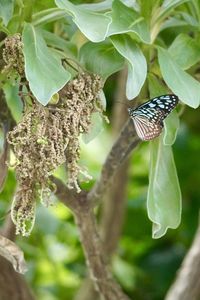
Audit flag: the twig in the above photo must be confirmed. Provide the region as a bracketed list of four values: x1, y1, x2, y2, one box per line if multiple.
[51, 176, 79, 211]
[53, 181, 130, 299]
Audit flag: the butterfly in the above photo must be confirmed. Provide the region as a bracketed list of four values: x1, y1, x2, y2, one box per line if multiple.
[128, 94, 179, 141]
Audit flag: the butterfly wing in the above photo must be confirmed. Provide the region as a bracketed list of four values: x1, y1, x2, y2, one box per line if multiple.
[128, 94, 179, 141]
[132, 113, 163, 141]
[135, 94, 178, 119]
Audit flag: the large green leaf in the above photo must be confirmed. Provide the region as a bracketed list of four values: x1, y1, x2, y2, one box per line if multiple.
[79, 41, 124, 80]
[180, 11, 200, 27]
[163, 110, 179, 146]
[41, 30, 77, 58]
[32, 8, 67, 26]
[22, 23, 71, 105]
[3, 83, 22, 123]
[148, 73, 179, 145]
[106, 0, 150, 43]
[147, 138, 182, 239]
[82, 113, 104, 144]
[55, 0, 111, 42]
[157, 0, 190, 21]
[158, 47, 200, 108]
[139, 0, 160, 24]
[161, 16, 190, 31]
[148, 72, 168, 97]
[80, 0, 139, 12]
[168, 33, 200, 70]
[80, 0, 112, 11]
[111, 35, 147, 99]
[0, 0, 14, 26]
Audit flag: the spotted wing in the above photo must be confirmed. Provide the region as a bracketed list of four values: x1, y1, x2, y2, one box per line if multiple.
[135, 94, 179, 120]
[128, 94, 179, 141]
[132, 114, 163, 141]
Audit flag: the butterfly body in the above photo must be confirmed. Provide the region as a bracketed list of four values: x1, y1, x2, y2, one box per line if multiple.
[128, 94, 179, 141]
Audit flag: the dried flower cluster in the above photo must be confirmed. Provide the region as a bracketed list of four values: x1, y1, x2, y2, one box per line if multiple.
[7, 73, 104, 236]
[3, 33, 104, 236]
[2, 34, 24, 76]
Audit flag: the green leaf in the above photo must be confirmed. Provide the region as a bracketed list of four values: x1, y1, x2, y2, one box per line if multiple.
[158, 0, 190, 21]
[80, 0, 139, 12]
[3, 83, 22, 122]
[32, 8, 67, 26]
[162, 0, 189, 10]
[161, 17, 190, 31]
[139, 0, 160, 24]
[148, 72, 168, 98]
[22, 23, 71, 106]
[147, 138, 182, 239]
[180, 11, 199, 27]
[168, 33, 200, 70]
[158, 47, 200, 108]
[0, 0, 14, 26]
[99, 90, 107, 110]
[107, 0, 150, 43]
[80, 0, 112, 11]
[163, 110, 179, 146]
[82, 113, 104, 144]
[111, 35, 147, 99]
[55, 0, 111, 42]
[41, 30, 77, 58]
[79, 41, 124, 80]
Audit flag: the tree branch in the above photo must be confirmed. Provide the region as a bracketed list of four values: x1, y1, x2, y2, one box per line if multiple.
[74, 69, 131, 300]
[165, 222, 200, 300]
[74, 204, 130, 300]
[88, 119, 140, 206]
[54, 183, 130, 299]
[51, 176, 79, 211]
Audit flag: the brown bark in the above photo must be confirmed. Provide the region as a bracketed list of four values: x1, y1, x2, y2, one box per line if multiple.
[0, 255, 35, 300]
[165, 223, 200, 300]
[74, 158, 130, 300]
[73, 70, 134, 300]
[0, 217, 35, 300]
[74, 205, 130, 300]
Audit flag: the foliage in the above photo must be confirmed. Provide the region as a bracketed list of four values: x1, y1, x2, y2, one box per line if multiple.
[0, 0, 200, 299]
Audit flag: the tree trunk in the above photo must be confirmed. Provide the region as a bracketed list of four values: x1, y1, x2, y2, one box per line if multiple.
[165, 223, 200, 300]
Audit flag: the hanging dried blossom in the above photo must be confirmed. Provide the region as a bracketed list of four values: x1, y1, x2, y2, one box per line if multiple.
[7, 73, 104, 235]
